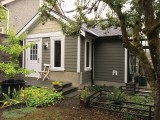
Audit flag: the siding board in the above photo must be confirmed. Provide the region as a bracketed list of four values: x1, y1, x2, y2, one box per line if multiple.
[65, 36, 78, 72]
[94, 38, 125, 83]
[29, 20, 61, 34]
[42, 37, 50, 69]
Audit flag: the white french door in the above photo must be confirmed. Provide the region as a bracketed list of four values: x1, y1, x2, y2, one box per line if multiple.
[26, 39, 42, 78]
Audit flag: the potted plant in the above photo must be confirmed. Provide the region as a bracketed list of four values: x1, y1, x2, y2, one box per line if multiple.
[52, 80, 63, 91]
[79, 87, 91, 108]
[0, 30, 32, 98]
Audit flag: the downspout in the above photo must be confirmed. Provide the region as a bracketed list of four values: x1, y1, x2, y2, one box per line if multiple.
[91, 42, 95, 85]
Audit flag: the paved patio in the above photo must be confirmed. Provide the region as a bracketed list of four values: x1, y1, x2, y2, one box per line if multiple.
[24, 77, 54, 88]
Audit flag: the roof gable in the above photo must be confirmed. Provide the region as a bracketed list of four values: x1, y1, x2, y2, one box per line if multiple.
[16, 10, 69, 37]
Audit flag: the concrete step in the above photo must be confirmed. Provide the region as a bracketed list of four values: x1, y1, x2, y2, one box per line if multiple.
[63, 86, 78, 95]
[65, 91, 80, 97]
[62, 82, 72, 88]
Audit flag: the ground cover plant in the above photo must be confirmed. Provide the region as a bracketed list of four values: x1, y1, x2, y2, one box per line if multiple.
[2, 107, 37, 119]
[23, 86, 63, 107]
[2, 97, 123, 120]
[0, 86, 63, 110]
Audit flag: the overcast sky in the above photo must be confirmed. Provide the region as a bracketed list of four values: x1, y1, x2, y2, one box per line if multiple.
[61, 0, 76, 18]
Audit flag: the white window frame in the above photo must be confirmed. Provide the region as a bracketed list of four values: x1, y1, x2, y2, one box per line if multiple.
[84, 38, 92, 71]
[0, 27, 4, 34]
[50, 36, 65, 71]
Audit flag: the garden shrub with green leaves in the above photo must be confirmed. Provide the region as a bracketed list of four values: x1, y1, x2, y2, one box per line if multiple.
[107, 89, 128, 102]
[79, 87, 91, 102]
[1, 88, 25, 108]
[127, 94, 154, 105]
[23, 86, 63, 107]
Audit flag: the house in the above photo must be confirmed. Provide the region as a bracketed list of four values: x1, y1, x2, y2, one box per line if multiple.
[2, 0, 135, 88]
[1, 0, 64, 33]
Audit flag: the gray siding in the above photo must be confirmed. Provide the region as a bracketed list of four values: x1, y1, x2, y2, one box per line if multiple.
[6, 0, 40, 32]
[80, 36, 92, 83]
[42, 37, 50, 69]
[65, 36, 77, 72]
[82, 71, 91, 83]
[94, 38, 125, 83]
[80, 36, 85, 71]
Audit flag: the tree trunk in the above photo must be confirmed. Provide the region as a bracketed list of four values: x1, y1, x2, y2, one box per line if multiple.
[155, 79, 160, 120]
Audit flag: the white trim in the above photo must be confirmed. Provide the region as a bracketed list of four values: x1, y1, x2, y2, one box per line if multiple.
[55, 3, 65, 16]
[1, 0, 15, 5]
[50, 36, 65, 71]
[16, 13, 40, 37]
[84, 38, 92, 71]
[25, 38, 42, 75]
[39, 0, 44, 7]
[80, 30, 85, 36]
[50, 11, 68, 24]
[77, 36, 81, 72]
[80, 72, 82, 84]
[22, 39, 25, 68]
[92, 44, 95, 80]
[26, 31, 64, 38]
[124, 48, 128, 83]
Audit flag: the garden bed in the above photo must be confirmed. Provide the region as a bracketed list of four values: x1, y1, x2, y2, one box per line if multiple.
[2, 97, 123, 120]
[89, 90, 154, 120]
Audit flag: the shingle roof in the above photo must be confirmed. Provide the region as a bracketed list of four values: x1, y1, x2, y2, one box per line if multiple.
[81, 24, 122, 37]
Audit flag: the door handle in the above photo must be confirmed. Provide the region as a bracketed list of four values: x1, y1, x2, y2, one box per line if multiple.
[38, 58, 39, 63]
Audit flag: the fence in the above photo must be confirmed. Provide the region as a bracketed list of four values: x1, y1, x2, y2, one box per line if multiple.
[88, 90, 154, 120]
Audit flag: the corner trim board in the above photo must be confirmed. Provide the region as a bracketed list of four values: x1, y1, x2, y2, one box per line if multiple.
[124, 48, 128, 83]
[77, 36, 81, 72]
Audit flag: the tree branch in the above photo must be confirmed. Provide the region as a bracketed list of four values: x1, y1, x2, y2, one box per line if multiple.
[147, 22, 160, 36]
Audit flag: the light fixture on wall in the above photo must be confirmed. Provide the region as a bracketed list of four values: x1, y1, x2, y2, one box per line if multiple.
[43, 42, 48, 50]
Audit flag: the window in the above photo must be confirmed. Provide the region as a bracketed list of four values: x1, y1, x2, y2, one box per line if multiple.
[30, 44, 38, 60]
[85, 39, 92, 71]
[50, 36, 64, 71]
[54, 41, 61, 67]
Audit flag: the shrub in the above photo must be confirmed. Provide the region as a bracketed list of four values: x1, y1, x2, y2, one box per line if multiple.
[0, 29, 32, 78]
[24, 86, 63, 107]
[1, 88, 25, 108]
[79, 87, 91, 102]
[128, 95, 154, 105]
[107, 89, 128, 102]
[52, 80, 63, 86]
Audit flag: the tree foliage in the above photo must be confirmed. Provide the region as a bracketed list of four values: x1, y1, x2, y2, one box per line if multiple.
[40, 0, 160, 119]
[0, 30, 32, 78]
[0, 5, 7, 21]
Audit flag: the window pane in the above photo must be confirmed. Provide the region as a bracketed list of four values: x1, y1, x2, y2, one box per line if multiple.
[54, 41, 61, 67]
[86, 42, 90, 67]
[30, 44, 38, 60]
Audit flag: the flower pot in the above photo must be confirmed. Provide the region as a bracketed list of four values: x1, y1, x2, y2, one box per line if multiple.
[0, 79, 26, 98]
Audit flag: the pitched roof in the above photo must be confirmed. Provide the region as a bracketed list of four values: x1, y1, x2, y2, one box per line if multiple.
[81, 24, 122, 37]
[17, 9, 122, 37]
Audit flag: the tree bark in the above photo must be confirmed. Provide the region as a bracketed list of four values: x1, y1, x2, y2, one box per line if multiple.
[140, 0, 160, 119]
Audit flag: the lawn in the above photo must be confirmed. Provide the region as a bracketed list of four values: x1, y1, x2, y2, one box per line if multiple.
[2, 97, 122, 120]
